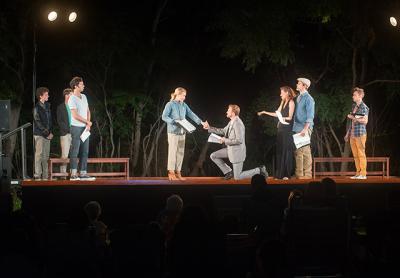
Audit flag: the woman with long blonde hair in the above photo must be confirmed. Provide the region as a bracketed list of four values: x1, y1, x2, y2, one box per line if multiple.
[162, 87, 207, 180]
[257, 86, 296, 179]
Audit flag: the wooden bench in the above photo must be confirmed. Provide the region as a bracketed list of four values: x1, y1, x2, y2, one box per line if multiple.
[313, 157, 390, 179]
[48, 157, 130, 180]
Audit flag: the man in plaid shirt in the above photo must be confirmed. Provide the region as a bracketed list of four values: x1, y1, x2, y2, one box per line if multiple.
[344, 87, 369, 179]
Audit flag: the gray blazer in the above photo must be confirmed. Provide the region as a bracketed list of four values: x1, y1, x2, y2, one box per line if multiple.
[209, 117, 246, 163]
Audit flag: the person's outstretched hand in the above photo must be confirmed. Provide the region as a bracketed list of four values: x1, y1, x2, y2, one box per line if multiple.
[202, 121, 210, 130]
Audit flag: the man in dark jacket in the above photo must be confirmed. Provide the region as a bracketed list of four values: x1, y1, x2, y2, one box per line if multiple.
[57, 88, 72, 177]
[33, 87, 53, 180]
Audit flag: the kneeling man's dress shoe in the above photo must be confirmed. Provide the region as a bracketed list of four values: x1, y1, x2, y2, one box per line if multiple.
[224, 171, 233, 180]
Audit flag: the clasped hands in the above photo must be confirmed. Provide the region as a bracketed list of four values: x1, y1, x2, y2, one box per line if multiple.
[201, 121, 209, 130]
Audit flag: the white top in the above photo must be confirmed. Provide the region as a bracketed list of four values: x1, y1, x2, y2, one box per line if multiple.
[68, 93, 89, 127]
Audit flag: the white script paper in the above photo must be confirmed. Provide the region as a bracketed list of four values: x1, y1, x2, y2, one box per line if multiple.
[292, 133, 310, 149]
[175, 119, 196, 133]
[80, 130, 91, 142]
[208, 133, 222, 144]
[275, 111, 289, 125]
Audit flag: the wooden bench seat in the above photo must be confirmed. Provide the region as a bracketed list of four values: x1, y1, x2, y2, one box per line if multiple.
[313, 157, 389, 178]
[48, 157, 130, 179]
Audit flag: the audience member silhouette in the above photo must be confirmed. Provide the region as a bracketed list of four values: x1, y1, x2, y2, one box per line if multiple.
[157, 194, 184, 247]
[84, 201, 110, 247]
[302, 181, 330, 207]
[242, 174, 284, 244]
[167, 205, 225, 278]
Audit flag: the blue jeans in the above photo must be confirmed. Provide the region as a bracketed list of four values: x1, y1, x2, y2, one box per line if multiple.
[70, 126, 89, 173]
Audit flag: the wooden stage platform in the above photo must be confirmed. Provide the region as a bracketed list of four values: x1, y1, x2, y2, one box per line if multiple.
[20, 176, 400, 227]
[21, 176, 400, 187]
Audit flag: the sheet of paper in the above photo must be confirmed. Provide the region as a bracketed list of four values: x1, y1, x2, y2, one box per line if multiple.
[275, 110, 289, 125]
[208, 133, 222, 144]
[175, 119, 196, 133]
[292, 133, 310, 149]
[80, 130, 91, 142]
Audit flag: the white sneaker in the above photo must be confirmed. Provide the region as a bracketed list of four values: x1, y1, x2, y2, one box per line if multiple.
[350, 175, 359, 179]
[79, 174, 96, 181]
[357, 175, 367, 180]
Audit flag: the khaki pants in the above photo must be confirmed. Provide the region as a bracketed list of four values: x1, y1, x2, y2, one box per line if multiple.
[34, 135, 51, 179]
[60, 133, 72, 174]
[294, 130, 313, 178]
[350, 135, 367, 176]
[167, 133, 186, 171]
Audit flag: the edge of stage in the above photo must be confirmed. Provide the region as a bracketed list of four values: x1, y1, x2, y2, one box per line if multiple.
[21, 176, 400, 187]
[20, 176, 400, 227]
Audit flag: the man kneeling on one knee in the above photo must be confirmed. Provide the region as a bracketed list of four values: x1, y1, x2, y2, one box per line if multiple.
[204, 104, 268, 180]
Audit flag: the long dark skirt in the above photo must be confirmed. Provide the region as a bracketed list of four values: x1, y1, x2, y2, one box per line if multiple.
[275, 126, 295, 179]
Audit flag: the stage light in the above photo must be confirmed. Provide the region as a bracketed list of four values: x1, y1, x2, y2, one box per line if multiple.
[69, 12, 77, 22]
[48, 11, 58, 21]
[390, 16, 397, 27]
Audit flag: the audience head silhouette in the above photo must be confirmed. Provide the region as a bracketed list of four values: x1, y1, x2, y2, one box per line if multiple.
[84, 201, 102, 221]
[166, 194, 184, 212]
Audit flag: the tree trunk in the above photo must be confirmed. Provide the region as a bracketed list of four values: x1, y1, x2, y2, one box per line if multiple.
[322, 126, 334, 171]
[133, 106, 143, 168]
[142, 122, 166, 176]
[129, 126, 135, 175]
[189, 142, 209, 177]
[102, 90, 115, 158]
[95, 119, 105, 171]
[314, 129, 325, 172]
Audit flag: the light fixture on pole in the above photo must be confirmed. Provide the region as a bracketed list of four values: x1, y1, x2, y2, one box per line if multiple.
[69, 12, 77, 23]
[390, 16, 397, 27]
[48, 11, 57, 21]
[32, 9, 78, 177]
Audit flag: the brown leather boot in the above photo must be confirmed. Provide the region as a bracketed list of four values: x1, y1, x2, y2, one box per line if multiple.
[168, 170, 178, 181]
[175, 171, 186, 181]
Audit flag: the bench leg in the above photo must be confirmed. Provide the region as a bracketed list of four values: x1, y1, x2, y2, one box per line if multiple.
[386, 159, 389, 178]
[48, 160, 52, 180]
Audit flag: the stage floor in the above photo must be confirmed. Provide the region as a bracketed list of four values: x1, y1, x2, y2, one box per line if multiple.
[21, 176, 400, 187]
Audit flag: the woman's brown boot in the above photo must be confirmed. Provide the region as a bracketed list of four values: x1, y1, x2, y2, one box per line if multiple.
[168, 170, 178, 181]
[175, 171, 186, 181]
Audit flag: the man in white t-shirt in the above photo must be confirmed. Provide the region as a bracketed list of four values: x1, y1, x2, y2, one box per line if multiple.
[68, 76, 95, 181]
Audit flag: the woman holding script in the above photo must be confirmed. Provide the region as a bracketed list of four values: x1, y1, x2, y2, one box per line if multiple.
[162, 87, 207, 180]
[257, 86, 296, 180]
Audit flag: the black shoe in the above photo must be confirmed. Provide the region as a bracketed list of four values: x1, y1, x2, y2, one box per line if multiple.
[79, 174, 96, 181]
[259, 165, 268, 178]
[224, 171, 233, 180]
[70, 175, 80, 181]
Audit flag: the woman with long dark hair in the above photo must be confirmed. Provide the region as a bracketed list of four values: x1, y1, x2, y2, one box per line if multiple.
[258, 86, 296, 179]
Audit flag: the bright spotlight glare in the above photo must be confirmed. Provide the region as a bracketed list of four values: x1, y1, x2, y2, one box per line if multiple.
[69, 12, 77, 22]
[48, 11, 58, 21]
[390, 16, 397, 27]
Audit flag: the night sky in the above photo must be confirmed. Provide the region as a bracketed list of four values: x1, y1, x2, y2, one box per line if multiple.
[2, 0, 400, 176]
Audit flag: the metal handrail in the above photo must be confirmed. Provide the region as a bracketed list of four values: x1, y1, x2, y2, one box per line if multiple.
[0, 122, 32, 179]
[1, 123, 32, 141]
